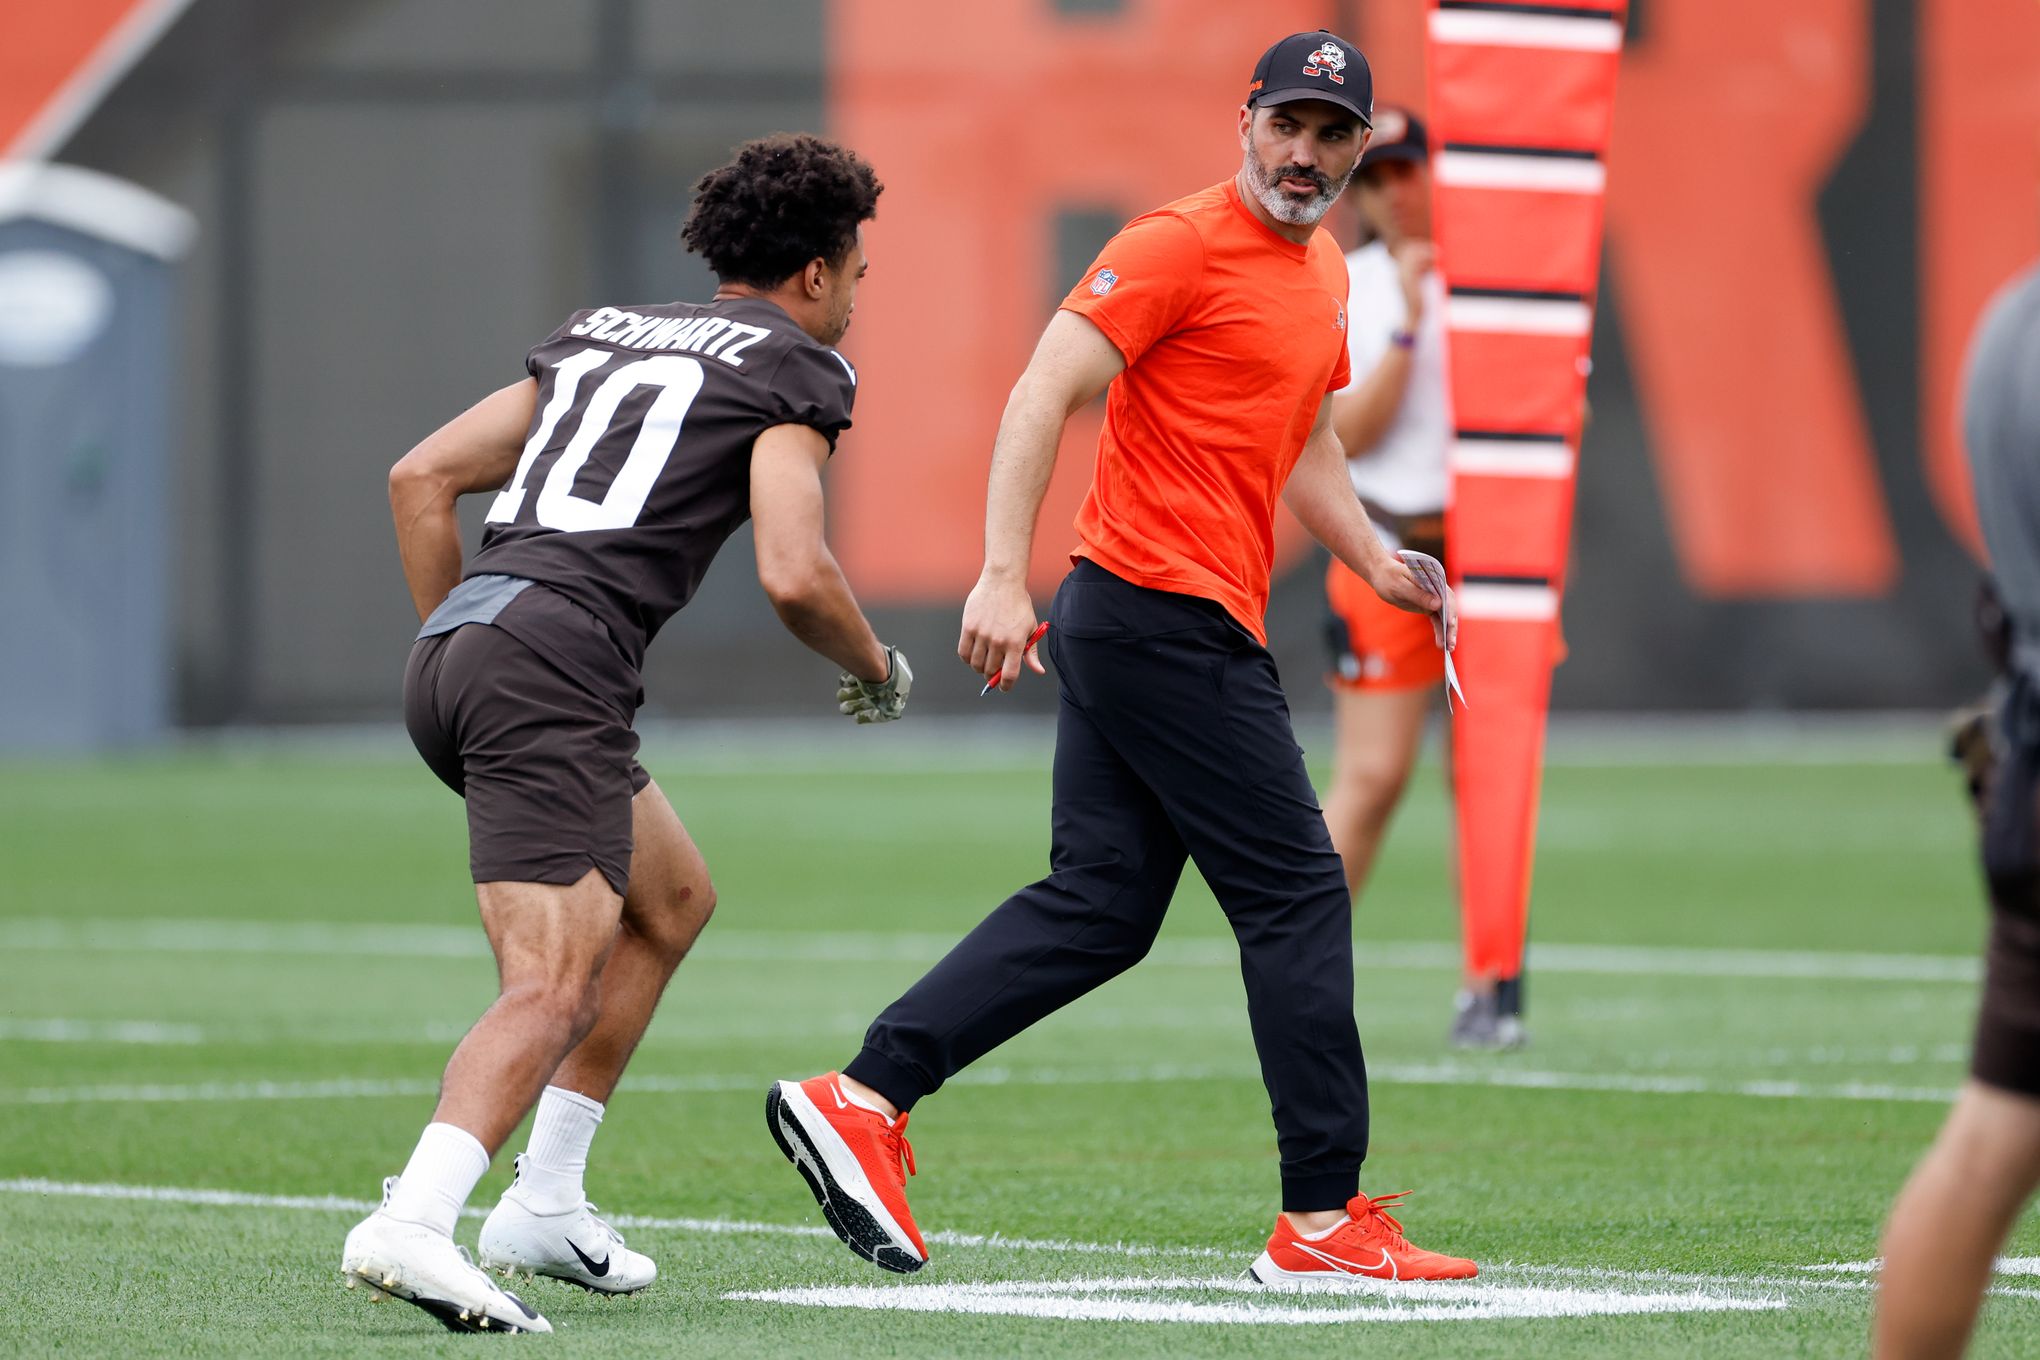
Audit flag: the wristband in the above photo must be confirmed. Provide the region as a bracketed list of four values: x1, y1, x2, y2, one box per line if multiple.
[1390, 329, 1416, 350]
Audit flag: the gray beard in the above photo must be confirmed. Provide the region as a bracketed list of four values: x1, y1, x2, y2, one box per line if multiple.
[1243, 151, 1352, 227]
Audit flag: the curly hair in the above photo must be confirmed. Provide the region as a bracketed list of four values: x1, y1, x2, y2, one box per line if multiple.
[680, 133, 882, 287]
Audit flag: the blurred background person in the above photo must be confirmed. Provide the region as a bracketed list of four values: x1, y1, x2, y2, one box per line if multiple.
[1874, 258, 2040, 1358]
[1317, 108, 1516, 1048]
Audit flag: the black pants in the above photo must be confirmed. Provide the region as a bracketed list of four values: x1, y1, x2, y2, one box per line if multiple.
[846, 561, 1368, 1210]
[1975, 673, 2040, 1097]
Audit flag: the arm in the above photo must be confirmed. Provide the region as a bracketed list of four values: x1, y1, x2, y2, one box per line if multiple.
[750, 422, 890, 683]
[960, 309, 1127, 690]
[1331, 341, 1418, 456]
[1285, 394, 1441, 618]
[1331, 240, 1433, 457]
[388, 379, 538, 622]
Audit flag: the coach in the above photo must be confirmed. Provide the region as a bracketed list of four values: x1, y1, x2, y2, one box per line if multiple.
[773, 31, 1473, 1282]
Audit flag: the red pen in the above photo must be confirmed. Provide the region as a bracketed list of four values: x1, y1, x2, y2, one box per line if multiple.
[981, 622, 1050, 696]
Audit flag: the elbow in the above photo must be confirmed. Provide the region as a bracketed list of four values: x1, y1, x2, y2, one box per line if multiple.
[758, 557, 823, 617]
[388, 448, 438, 509]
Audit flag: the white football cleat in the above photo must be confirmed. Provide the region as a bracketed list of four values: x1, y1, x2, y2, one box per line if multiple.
[341, 1178, 551, 1334]
[478, 1155, 657, 1295]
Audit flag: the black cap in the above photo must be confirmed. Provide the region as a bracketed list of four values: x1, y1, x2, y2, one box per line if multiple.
[1359, 106, 1428, 172]
[1247, 29, 1373, 129]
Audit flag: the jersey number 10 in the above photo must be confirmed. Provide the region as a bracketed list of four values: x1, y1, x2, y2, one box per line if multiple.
[487, 347, 705, 532]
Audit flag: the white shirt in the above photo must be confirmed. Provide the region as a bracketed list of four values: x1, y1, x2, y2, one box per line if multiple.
[1340, 240, 1450, 518]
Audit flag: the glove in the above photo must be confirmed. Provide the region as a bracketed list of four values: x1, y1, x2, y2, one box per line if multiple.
[837, 645, 912, 724]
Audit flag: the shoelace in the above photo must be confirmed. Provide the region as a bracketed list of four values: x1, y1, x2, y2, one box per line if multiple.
[454, 1242, 507, 1292]
[881, 1112, 916, 1178]
[582, 1203, 626, 1248]
[1347, 1190, 1414, 1252]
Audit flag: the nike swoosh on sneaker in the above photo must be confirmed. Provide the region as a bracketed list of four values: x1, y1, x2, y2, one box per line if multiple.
[1296, 1242, 1397, 1279]
[565, 1238, 611, 1277]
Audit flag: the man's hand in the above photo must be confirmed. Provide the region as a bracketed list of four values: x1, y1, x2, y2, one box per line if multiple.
[1392, 239, 1435, 325]
[1396, 549, 1458, 651]
[838, 646, 913, 724]
[1366, 549, 1451, 641]
[960, 572, 1047, 693]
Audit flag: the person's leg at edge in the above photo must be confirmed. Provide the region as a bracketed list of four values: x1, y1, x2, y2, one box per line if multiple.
[1873, 1080, 2040, 1358]
[512, 780, 716, 1209]
[382, 869, 622, 1236]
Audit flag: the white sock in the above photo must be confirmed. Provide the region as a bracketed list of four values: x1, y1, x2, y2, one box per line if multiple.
[1300, 1216, 1351, 1241]
[383, 1122, 490, 1237]
[836, 1078, 890, 1118]
[516, 1085, 605, 1212]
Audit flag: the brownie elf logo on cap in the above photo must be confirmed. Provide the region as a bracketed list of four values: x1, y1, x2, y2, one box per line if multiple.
[1303, 41, 1347, 85]
[1246, 29, 1373, 128]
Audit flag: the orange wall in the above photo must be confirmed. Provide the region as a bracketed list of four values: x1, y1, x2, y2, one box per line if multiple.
[826, 0, 1335, 599]
[827, 0, 2040, 603]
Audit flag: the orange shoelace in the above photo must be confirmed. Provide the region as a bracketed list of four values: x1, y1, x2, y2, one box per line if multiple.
[1348, 1190, 1412, 1251]
[882, 1112, 915, 1177]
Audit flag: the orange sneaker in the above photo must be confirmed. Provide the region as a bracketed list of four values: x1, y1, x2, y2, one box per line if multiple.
[1248, 1191, 1477, 1283]
[767, 1073, 927, 1273]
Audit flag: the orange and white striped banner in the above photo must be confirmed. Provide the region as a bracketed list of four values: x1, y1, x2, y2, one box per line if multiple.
[1430, 0, 1626, 996]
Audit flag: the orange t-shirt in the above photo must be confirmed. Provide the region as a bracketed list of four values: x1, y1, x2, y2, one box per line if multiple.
[1060, 178, 1353, 644]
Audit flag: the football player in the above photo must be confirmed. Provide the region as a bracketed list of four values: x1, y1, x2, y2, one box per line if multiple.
[341, 134, 907, 1335]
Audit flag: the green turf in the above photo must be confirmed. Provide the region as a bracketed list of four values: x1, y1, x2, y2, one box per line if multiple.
[1, 733, 2034, 1356]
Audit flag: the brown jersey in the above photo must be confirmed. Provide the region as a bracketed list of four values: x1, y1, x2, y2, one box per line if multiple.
[463, 295, 857, 670]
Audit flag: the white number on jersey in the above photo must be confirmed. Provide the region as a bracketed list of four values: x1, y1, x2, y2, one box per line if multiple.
[486, 348, 707, 532]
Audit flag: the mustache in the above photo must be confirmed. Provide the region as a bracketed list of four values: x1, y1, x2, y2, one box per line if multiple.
[1265, 162, 1333, 195]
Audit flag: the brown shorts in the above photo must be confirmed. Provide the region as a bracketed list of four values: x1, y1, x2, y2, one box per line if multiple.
[1973, 687, 2040, 1097]
[403, 621, 649, 896]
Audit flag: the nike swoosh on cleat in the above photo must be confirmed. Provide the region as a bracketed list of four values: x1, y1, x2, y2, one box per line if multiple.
[565, 1238, 611, 1277]
[1296, 1242, 1397, 1278]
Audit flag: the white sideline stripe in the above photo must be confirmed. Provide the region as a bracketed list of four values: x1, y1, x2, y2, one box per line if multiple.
[1457, 583, 1560, 622]
[1436, 151, 1607, 194]
[1450, 440, 1576, 479]
[1806, 1256, 2040, 1277]
[0, 1018, 206, 1044]
[724, 1277, 1782, 1325]
[0, 1061, 1962, 1108]
[0, 918, 1982, 983]
[1447, 294, 1594, 335]
[1430, 8, 1623, 52]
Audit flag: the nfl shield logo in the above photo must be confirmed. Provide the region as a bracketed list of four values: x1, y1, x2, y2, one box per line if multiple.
[1091, 269, 1119, 296]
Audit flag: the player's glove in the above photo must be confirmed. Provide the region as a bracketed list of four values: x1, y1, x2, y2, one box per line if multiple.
[838, 646, 912, 724]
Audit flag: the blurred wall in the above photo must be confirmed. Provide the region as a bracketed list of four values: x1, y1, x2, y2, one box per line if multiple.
[45, 0, 2040, 721]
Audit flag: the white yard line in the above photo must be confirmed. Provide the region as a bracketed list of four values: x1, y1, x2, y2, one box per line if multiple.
[723, 1277, 1783, 1325]
[0, 918, 1983, 983]
[0, 1178, 1223, 1259]
[6, 1177, 2038, 1315]
[0, 1061, 1963, 1107]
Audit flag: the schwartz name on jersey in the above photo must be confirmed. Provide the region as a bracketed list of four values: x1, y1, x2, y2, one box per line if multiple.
[468, 296, 857, 670]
